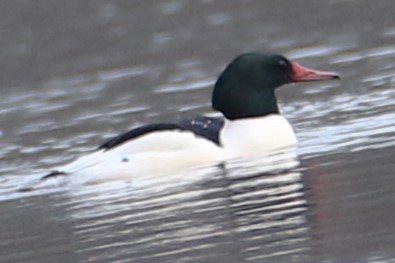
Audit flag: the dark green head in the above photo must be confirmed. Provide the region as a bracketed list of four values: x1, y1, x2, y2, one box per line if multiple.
[212, 53, 339, 120]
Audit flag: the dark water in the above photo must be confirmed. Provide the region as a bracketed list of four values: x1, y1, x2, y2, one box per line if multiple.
[1, 0, 395, 262]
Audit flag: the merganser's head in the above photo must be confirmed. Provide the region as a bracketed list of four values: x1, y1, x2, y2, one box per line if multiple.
[212, 53, 339, 120]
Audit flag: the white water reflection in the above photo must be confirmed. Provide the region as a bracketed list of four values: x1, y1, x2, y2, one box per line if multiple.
[59, 152, 309, 263]
[294, 87, 395, 156]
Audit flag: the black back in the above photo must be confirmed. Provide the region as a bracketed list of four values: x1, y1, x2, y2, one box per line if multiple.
[98, 116, 224, 151]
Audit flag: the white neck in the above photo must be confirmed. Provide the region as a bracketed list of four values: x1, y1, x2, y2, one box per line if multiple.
[220, 114, 297, 158]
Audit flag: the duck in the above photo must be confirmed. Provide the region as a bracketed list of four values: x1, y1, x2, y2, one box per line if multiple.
[25, 52, 339, 189]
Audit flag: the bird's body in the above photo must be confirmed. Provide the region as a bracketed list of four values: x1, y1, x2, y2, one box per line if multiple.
[24, 52, 339, 189]
[221, 114, 297, 157]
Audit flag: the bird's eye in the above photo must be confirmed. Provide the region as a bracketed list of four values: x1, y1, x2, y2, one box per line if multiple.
[278, 60, 288, 68]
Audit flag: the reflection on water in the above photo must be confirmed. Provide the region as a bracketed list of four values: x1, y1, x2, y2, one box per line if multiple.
[0, 151, 309, 263]
[1, 0, 395, 262]
[304, 148, 395, 263]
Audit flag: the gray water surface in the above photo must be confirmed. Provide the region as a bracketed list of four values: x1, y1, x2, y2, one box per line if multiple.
[1, 1, 395, 262]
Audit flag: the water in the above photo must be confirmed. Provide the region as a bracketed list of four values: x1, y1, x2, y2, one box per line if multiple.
[1, 0, 395, 262]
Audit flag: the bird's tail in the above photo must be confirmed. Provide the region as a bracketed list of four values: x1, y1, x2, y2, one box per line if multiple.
[18, 171, 69, 192]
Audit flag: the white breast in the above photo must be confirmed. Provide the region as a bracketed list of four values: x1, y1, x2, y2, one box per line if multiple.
[220, 114, 298, 158]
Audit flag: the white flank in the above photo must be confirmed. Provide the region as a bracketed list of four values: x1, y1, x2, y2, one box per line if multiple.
[55, 130, 225, 183]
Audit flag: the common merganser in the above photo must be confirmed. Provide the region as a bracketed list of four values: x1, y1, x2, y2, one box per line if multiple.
[26, 53, 339, 188]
